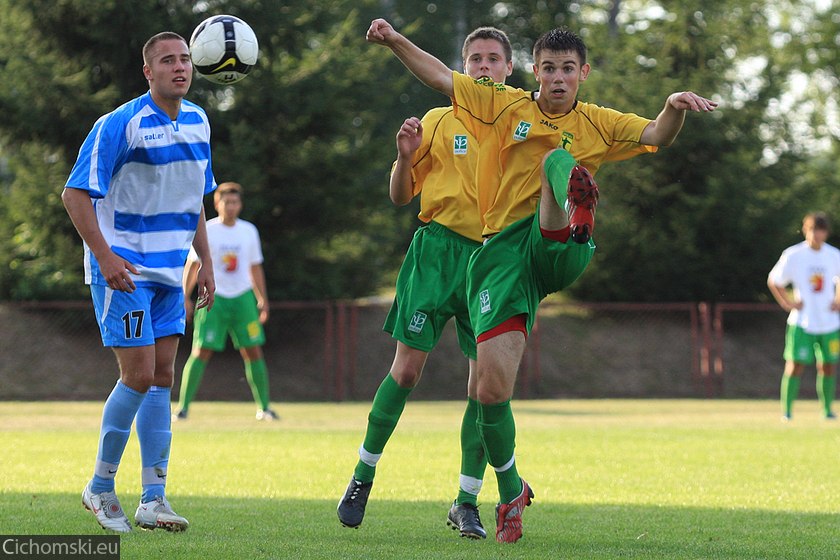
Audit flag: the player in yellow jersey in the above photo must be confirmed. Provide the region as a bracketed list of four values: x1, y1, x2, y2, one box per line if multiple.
[366, 18, 718, 543]
[338, 28, 513, 539]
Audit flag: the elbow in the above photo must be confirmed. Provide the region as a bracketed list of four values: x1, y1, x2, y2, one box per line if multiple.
[390, 193, 412, 206]
[60, 187, 72, 209]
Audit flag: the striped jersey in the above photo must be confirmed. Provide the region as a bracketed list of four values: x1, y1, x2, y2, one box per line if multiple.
[65, 91, 216, 290]
[397, 106, 484, 242]
[451, 71, 657, 236]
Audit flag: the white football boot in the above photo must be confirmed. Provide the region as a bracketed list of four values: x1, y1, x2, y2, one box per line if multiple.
[82, 482, 132, 533]
[134, 496, 189, 532]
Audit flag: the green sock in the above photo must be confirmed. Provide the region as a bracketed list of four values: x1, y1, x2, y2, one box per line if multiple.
[245, 358, 271, 410]
[544, 149, 576, 205]
[477, 400, 522, 503]
[456, 398, 487, 506]
[353, 374, 413, 483]
[817, 373, 836, 417]
[178, 355, 207, 411]
[780, 374, 801, 417]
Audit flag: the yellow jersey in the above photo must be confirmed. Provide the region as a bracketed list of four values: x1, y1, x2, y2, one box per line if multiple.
[452, 71, 657, 236]
[393, 106, 485, 242]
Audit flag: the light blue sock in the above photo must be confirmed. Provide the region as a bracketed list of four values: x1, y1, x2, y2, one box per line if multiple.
[136, 385, 172, 503]
[91, 381, 146, 493]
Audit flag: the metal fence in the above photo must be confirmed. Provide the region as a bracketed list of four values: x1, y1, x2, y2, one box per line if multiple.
[0, 300, 797, 402]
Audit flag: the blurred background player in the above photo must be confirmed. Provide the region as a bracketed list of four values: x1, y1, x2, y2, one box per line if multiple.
[174, 182, 278, 421]
[63, 31, 216, 533]
[768, 211, 840, 421]
[366, 18, 717, 543]
[337, 28, 514, 539]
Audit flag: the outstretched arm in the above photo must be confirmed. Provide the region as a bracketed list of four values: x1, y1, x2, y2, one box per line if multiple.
[389, 116, 423, 206]
[640, 91, 718, 147]
[366, 18, 453, 97]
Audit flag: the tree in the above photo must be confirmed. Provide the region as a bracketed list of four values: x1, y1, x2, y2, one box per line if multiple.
[0, 0, 836, 303]
[0, 0, 415, 300]
[556, 1, 809, 301]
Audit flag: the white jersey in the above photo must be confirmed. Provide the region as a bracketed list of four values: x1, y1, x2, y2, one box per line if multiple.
[189, 218, 263, 298]
[769, 241, 840, 334]
[65, 91, 216, 290]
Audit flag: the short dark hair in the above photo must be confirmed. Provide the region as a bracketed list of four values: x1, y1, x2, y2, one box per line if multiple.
[532, 28, 587, 65]
[462, 27, 513, 63]
[143, 32, 188, 65]
[804, 211, 831, 232]
[214, 182, 243, 204]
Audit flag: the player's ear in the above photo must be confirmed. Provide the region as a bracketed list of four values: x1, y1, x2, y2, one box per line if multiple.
[532, 63, 539, 81]
[580, 63, 591, 81]
[143, 64, 152, 81]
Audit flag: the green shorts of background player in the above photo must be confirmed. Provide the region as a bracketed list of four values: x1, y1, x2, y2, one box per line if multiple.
[175, 290, 276, 420]
[779, 326, 839, 420]
[339, 221, 491, 535]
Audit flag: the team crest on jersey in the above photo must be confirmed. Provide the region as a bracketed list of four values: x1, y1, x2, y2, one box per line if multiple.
[560, 131, 574, 150]
[479, 289, 491, 314]
[453, 135, 468, 155]
[408, 311, 428, 334]
[810, 269, 825, 292]
[513, 121, 532, 142]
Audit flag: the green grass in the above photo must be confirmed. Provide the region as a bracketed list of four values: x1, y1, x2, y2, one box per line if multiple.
[2, 400, 839, 559]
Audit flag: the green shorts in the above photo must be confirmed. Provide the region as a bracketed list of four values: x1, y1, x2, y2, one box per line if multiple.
[384, 221, 482, 360]
[192, 290, 265, 351]
[467, 212, 595, 337]
[783, 325, 840, 365]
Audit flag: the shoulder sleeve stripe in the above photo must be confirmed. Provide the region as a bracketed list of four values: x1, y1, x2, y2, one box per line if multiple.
[414, 108, 454, 169]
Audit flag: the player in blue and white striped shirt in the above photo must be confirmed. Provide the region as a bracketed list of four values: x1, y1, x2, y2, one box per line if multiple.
[63, 31, 216, 534]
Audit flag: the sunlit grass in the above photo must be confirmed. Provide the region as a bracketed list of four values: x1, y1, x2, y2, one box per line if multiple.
[2, 400, 839, 559]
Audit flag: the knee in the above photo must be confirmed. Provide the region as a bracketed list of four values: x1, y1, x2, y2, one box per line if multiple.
[121, 371, 154, 393]
[390, 366, 422, 389]
[475, 371, 509, 405]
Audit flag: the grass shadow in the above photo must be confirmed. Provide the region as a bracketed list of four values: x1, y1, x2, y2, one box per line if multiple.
[3, 492, 836, 560]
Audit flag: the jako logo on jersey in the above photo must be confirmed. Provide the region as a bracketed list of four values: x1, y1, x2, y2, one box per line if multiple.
[479, 290, 491, 314]
[454, 135, 468, 155]
[540, 119, 558, 130]
[560, 131, 574, 150]
[513, 121, 532, 141]
[408, 311, 428, 333]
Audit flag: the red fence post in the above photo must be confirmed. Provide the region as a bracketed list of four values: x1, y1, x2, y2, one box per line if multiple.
[324, 303, 334, 399]
[335, 301, 347, 402]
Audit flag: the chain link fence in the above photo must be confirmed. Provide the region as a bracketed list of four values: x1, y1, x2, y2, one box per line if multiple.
[0, 300, 795, 402]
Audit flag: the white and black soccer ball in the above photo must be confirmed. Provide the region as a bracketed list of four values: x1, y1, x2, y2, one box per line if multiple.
[189, 14, 259, 84]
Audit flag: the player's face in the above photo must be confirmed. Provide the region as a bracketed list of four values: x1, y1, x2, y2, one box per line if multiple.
[463, 39, 512, 83]
[803, 221, 828, 248]
[144, 39, 193, 102]
[216, 193, 242, 222]
[532, 50, 590, 115]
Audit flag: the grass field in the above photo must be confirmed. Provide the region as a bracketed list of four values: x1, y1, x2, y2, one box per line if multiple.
[2, 399, 839, 559]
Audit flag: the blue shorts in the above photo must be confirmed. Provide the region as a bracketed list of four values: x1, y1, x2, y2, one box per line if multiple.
[90, 284, 186, 347]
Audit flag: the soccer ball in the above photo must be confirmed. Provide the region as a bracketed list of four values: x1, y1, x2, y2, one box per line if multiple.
[189, 14, 259, 84]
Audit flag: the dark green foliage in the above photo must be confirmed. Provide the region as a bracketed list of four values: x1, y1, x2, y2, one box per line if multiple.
[0, 0, 837, 302]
